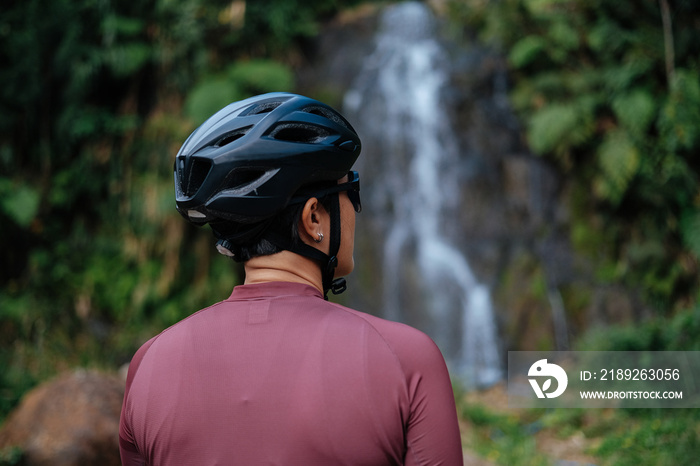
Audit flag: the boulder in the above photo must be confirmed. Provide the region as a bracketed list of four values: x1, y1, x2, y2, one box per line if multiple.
[0, 369, 124, 466]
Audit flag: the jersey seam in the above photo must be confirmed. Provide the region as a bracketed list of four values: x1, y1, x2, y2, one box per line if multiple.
[326, 301, 411, 380]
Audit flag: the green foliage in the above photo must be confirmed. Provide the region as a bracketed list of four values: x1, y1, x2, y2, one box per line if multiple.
[185, 60, 294, 124]
[659, 69, 700, 152]
[456, 376, 700, 465]
[0, 447, 24, 466]
[680, 209, 700, 260]
[568, 311, 700, 464]
[611, 89, 656, 137]
[592, 409, 700, 466]
[459, 403, 550, 466]
[595, 129, 639, 206]
[0, 179, 40, 228]
[240, 0, 364, 54]
[508, 36, 547, 68]
[577, 304, 700, 352]
[527, 103, 592, 156]
[451, 0, 700, 310]
[185, 78, 241, 124]
[0, 0, 366, 423]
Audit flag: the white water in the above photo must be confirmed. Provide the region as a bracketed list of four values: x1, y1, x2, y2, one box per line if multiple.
[345, 2, 501, 387]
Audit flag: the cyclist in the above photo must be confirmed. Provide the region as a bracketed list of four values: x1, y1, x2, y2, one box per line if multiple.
[119, 92, 463, 465]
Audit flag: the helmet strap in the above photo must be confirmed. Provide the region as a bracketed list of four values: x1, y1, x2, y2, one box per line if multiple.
[324, 193, 346, 297]
[264, 193, 344, 300]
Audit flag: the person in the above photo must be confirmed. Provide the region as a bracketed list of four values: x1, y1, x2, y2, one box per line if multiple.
[119, 92, 463, 465]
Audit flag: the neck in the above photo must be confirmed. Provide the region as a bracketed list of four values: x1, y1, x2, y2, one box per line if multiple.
[243, 251, 324, 293]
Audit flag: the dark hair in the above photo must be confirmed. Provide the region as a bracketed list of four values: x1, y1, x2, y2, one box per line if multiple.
[217, 194, 334, 263]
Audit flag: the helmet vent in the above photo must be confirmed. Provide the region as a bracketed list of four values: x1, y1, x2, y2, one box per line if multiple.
[215, 127, 250, 147]
[218, 167, 280, 195]
[303, 106, 350, 131]
[242, 101, 284, 116]
[270, 123, 329, 144]
[179, 157, 212, 197]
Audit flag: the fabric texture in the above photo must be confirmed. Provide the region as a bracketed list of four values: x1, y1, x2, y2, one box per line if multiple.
[119, 281, 463, 465]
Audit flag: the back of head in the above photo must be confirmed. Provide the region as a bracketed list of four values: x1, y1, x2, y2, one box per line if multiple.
[174, 92, 361, 259]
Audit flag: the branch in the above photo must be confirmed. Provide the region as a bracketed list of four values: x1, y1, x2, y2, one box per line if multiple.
[659, 0, 675, 89]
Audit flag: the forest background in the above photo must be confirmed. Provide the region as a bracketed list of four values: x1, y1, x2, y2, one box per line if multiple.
[1, 0, 700, 464]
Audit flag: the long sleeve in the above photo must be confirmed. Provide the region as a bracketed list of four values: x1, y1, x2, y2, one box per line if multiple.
[119, 338, 155, 466]
[117, 282, 464, 465]
[399, 330, 463, 465]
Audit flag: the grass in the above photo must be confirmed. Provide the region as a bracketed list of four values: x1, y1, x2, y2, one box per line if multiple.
[456, 384, 700, 466]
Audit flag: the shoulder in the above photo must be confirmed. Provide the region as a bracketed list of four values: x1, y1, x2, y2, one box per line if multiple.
[124, 300, 229, 381]
[333, 303, 435, 344]
[123, 334, 158, 393]
[328, 303, 446, 372]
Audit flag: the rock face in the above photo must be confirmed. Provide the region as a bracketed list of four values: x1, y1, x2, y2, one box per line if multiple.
[0, 369, 124, 466]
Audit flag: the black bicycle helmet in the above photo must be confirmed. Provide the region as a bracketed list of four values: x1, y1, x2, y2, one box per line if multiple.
[174, 92, 361, 297]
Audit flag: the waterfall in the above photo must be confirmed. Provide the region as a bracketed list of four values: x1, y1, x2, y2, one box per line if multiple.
[344, 2, 502, 387]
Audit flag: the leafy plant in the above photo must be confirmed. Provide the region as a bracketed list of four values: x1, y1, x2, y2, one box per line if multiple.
[0, 0, 368, 422]
[449, 0, 700, 311]
[0, 446, 24, 466]
[460, 402, 550, 466]
[185, 60, 294, 124]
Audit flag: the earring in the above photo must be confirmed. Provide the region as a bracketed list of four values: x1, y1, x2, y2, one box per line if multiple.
[314, 233, 324, 243]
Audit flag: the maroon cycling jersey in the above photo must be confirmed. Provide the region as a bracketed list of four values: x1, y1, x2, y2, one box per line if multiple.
[119, 281, 463, 465]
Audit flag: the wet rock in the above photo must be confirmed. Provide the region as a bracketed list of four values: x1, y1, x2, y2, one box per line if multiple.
[0, 369, 124, 466]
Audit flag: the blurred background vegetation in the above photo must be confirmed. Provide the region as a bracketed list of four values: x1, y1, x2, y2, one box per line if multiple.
[452, 1, 700, 463]
[454, 0, 700, 312]
[1, 0, 700, 463]
[0, 0, 369, 418]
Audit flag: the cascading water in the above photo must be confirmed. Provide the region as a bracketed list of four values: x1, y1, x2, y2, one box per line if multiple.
[344, 2, 502, 387]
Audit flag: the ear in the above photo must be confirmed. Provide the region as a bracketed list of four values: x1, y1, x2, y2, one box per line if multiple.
[299, 197, 329, 249]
